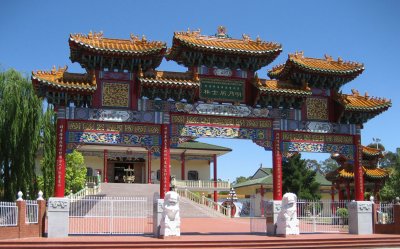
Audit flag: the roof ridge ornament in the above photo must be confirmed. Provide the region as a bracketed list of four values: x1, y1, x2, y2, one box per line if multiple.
[351, 89, 360, 96]
[242, 34, 251, 42]
[324, 54, 333, 62]
[130, 33, 139, 42]
[216, 26, 228, 38]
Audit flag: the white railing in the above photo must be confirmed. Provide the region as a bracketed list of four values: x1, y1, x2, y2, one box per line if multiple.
[25, 200, 38, 224]
[297, 200, 350, 233]
[177, 189, 230, 217]
[0, 201, 18, 226]
[377, 202, 394, 224]
[66, 183, 102, 200]
[174, 180, 230, 190]
[69, 196, 151, 235]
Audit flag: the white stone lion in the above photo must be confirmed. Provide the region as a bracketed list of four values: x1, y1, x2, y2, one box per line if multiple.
[276, 192, 299, 235]
[160, 191, 181, 237]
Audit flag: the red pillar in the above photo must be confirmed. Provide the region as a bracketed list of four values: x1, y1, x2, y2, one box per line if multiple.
[160, 124, 170, 199]
[54, 116, 67, 197]
[103, 149, 108, 183]
[337, 182, 344, 201]
[181, 152, 185, 180]
[331, 184, 336, 214]
[213, 154, 218, 202]
[353, 135, 364, 201]
[272, 131, 283, 200]
[147, 150, 152, 184]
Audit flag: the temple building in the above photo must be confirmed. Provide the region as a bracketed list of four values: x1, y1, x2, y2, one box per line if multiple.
[326, 146, 389, 201]
[31, 27, 391, 200]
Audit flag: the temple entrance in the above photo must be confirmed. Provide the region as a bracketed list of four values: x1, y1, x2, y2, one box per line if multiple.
[109, 160, 146, 184]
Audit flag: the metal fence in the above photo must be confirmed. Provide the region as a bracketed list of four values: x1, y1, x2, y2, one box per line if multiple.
[69, 196, 152, 235]
[377, 202, 394, 224]
[297, 200, 349, 233]
[25, 200, 38, 224]
[0, 201, 18, 226]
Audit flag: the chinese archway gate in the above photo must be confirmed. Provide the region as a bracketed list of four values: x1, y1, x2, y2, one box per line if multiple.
[32, 27, 391, 200]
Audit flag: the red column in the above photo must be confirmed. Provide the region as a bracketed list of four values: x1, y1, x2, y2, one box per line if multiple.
[181, 152, 185, 180]
[54, 117, 67, 197]
[337, 182, 344, 201]
[103, 150, 108, 183]
[272, 131, 283, 200]
[213, 154, 218, 202]
[160, 124, 170, 199]
[331, 184, 336, 214]
[353, 135, 364, 201]
[147, 150, 152, 184]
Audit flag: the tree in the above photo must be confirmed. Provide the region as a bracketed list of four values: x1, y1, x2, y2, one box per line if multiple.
[233, 176, 251, 185]
[379, 148, 400, 201]
[65, 150, 87, 195]
[37, 106, 56, 199]
[282, 153, 321, 200]
[0, 69, 42, 201]
[319, 158, 340, 175]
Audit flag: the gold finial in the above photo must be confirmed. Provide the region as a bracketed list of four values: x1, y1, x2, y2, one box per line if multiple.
[141, 35, 147, 42]
[51, 65, 56, 74]
[337, 57, 343, 64]
[256, 36, 261, 43]
[242, 34, 250, 41]
[216, 26, 227, 38]
[364, 92, 369, 98]
[88, 30, 93, 38]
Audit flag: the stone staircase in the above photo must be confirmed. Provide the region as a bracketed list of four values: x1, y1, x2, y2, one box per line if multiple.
[95, 183, 225, 218]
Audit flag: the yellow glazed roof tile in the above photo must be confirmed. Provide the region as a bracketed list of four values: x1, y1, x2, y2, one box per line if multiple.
[69, 32, 166, 55]
[256, 79, 312, 96]
[338, 91, 392, 111]
[170, 28, 282, 55]
[139, 70, 200, 87]
[32, 66, 96, 92]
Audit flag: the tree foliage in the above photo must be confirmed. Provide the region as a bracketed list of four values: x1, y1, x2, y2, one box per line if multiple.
[380, 148, 400, 201]
[0, 69, 42, 201]
[65, 150, 87, 195]
[37, 106, 56, 199]
[282, 153, 321, 200]
[233, 176, 251, 185]
[320, 158, 340, 175]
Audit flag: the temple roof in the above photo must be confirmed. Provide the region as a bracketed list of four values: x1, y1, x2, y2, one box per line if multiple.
[326, 166, 389, 180]
[138, 71, 200, 88]
[337, 90, 392, 112]
[269, 52, 364, 77]
[167, 27, 282, 70]
[256, 78, 312, 96]
[169, 29, 282, 55]
[69, 32, 166, 56]
[32, 66, 96, 93]
[362, 146, 383, 157]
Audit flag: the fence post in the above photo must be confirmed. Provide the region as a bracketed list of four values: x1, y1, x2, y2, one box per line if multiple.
[394, 203, 400, 234]
[16, 191, 26, 238]
[37, 191, 46, 237]
[47, 197, 70, 238]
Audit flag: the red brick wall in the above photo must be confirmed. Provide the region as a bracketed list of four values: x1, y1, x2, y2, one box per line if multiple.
[0, 200, 46, 240]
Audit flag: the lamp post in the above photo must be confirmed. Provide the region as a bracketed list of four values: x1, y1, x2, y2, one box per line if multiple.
[373, 138, 382, 168]
[228, 187, 237, 218]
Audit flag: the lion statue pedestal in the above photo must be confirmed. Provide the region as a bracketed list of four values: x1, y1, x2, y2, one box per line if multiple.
[160, 191, 181, 238]
[276, 193, 299, 236]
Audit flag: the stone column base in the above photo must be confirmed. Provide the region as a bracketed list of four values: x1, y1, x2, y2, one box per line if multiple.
[349, 201, 373, 234]
[47, 198, 70, 238]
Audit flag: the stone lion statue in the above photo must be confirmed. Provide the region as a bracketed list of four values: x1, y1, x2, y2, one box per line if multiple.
[276, 192, 299, 235]
[160, 191, 181, 237]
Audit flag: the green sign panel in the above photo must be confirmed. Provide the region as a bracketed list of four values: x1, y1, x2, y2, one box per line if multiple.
[200, 78, 245, 102]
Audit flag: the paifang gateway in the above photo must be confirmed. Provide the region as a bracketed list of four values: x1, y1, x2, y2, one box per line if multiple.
[32, 26, 391, 200]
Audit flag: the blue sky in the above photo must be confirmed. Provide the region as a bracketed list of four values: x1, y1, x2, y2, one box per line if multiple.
[1, 0, 399, 181]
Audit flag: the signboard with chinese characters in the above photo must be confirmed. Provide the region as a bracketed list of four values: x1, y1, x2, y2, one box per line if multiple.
[199, 78, 245, 102]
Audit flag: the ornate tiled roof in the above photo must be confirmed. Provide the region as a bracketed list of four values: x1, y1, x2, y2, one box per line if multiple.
[32, 66, 96, 92]
[327, 166, 389, 180]
[139, 71, 200, 88]
[268, 52, 364, 79]
[69, 32, 166, 55]
[169, 29, 282, 55]
[256, 78, 312, 96]
[337, 90, 392, 112]
[362, 146, 383, 157]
